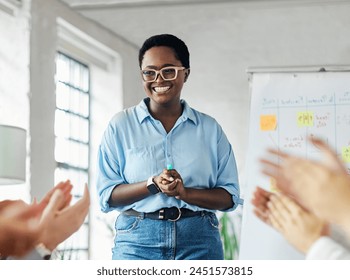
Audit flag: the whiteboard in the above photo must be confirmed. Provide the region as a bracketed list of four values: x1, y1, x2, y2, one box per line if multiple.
[239, 71, 350, 259]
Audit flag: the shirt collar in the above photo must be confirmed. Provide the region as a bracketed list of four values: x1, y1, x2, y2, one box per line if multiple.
[181, 99, 197, 125]
[136, 98, 150, 123]
[136, 98, 197, 125]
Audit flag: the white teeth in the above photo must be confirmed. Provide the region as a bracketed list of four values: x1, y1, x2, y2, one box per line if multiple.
[153, 86, 170, 93]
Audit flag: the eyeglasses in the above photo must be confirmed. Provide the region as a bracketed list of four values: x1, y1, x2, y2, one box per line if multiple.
[140, 66, 186, 82]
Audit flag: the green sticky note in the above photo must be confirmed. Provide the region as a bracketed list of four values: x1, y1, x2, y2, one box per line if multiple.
[342, 146, 350, 163]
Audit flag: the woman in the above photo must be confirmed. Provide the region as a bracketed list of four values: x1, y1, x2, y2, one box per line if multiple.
[97, 34, 240, 260]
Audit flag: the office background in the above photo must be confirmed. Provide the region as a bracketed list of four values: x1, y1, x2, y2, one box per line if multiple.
[1, 0, 349, 259]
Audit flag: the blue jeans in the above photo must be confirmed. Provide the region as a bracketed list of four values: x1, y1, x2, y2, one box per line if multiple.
[112, 211, 223, 260]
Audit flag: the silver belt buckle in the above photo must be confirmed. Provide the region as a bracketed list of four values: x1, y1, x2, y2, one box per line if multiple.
[169, 207, 182, 222]
[158, 209, 165, 219]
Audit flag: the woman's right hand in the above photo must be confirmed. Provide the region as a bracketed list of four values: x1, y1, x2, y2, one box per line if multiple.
[155, 169, 185, 198]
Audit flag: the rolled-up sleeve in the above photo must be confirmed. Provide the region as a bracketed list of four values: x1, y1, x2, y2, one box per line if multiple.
[96, 125, 125, 213]
[215, 126, 240, 212]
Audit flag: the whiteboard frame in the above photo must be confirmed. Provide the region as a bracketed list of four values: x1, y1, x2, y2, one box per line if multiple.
[247, 65, 350, 74]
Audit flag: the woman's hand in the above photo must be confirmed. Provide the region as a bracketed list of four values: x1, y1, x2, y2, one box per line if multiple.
[155, 169, 186, 199]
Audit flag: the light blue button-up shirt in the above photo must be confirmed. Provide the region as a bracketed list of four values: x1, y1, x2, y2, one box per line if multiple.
[96, 98, 240, 213]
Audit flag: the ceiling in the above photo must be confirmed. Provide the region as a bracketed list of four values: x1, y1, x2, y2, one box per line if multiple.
[61, 0, 244, 46]
[60, 0, 334, 47]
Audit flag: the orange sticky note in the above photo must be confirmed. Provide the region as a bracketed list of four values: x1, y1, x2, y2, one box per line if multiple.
[260, 114, 277, 131]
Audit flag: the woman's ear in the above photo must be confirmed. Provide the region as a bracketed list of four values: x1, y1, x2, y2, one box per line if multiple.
[184, 69, 190, 82]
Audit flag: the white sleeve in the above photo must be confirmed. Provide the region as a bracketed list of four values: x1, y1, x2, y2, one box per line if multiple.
[6, 248, 42, 260]
[306, 236, 350, 260]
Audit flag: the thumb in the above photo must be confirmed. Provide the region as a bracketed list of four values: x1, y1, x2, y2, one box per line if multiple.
[40, 189, 64, 226]
[32, 197, 37, 205]
[310, 137, 347, 173]
[78, 184, 90, 212]
[81, 183, 90, 207]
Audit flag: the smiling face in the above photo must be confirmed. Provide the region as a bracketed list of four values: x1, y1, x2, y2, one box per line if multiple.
[141, 46, 189, 108]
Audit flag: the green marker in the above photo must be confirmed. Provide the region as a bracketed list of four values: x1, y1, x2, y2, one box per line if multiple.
[167, 163, 173, 170]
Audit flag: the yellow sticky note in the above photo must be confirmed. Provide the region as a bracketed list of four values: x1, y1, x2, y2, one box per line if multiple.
[297, 111, 314, 127]
[269, 177, 279, 193]
[342, 146, 350, 163]
[260, 114, 277, 131]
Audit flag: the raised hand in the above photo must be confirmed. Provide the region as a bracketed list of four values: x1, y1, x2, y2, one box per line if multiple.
[267, 193, 328, 254]
[39, 184, 90, 251]
[0, 199, 46, 257]
[260, 137, 350, 233]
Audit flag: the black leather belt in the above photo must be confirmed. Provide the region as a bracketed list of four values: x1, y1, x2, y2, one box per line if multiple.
[123, 207, 204, 221]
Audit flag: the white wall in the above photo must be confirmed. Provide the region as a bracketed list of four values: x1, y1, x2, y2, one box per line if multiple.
[89, 64, 123, 259]
[0, 0, 31, 201]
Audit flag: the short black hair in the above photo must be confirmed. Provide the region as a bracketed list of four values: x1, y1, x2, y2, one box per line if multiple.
[138, 34, 190, 69]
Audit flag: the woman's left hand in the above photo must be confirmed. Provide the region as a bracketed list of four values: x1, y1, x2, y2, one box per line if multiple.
[155, 169, 186, 199]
